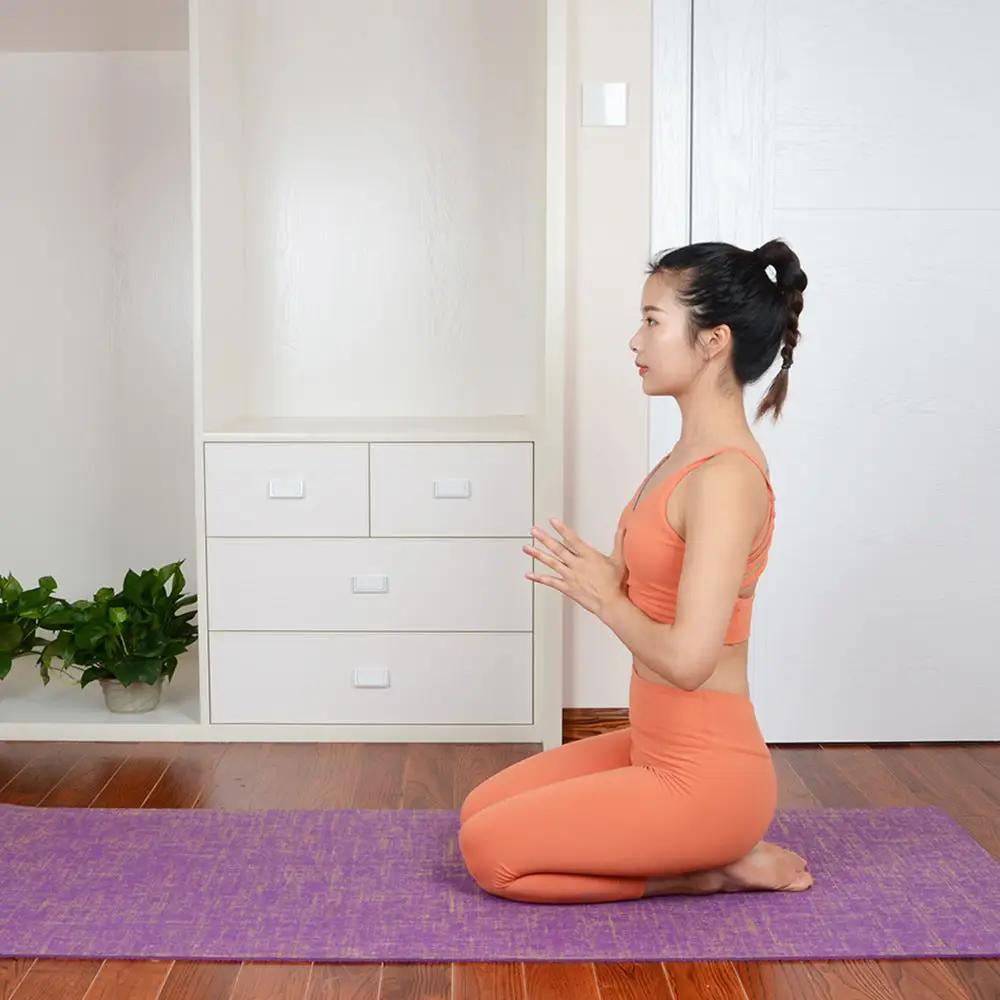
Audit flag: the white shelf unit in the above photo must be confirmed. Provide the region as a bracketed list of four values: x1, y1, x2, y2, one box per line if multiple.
[1, 0, 567, 750]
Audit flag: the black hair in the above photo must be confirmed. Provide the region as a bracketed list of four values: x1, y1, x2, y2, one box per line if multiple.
[645, 238, 807, 422]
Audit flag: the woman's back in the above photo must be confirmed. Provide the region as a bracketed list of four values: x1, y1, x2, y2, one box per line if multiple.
[620, 443, 775, 695]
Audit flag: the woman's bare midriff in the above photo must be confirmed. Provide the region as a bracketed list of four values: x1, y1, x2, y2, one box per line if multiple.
[628, 441, 768, 698]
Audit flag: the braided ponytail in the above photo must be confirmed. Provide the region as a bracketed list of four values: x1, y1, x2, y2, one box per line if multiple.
[752, 238, 807, 423]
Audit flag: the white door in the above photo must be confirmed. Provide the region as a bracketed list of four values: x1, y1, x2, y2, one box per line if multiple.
[651, 0, 1000, 740]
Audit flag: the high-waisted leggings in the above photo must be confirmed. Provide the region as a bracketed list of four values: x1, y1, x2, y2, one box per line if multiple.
[457, 667, 777, 903]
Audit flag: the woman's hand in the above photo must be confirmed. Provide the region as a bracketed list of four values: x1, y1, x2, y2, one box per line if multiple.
[524, 517, 628, 620]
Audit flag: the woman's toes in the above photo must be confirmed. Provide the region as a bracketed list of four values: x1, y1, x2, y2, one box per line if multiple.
[718, 842, 814, 893]
[787, 867, 814, 891]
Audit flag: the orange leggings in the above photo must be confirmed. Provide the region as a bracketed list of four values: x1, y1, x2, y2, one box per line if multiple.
[457, 668, 777, 903]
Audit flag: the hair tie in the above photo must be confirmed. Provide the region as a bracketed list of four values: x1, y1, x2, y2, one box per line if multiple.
[752, 247, 778, 284]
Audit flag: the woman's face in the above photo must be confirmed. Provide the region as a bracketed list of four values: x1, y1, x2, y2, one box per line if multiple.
[629, 272, 704, 396]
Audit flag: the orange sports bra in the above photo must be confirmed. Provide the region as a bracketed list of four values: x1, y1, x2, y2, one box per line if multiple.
[618, 446, 776, 644]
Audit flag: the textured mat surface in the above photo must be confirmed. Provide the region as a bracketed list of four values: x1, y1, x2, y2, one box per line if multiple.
[1, 804, 998, 962]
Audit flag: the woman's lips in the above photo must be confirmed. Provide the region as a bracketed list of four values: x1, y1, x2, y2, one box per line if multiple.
[638, 366, 649, 375]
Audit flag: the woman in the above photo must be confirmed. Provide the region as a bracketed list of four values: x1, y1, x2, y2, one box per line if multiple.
[457, 239, 814, 904]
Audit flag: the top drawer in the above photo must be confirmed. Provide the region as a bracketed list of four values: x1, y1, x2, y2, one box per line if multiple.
[370, 442, 532, 536]
[204, 442, 368, 536]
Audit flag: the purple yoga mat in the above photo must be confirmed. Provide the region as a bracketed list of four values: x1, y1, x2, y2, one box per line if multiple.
[1, 803, 998, 962]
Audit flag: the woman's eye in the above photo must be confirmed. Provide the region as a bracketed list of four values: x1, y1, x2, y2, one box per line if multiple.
[645, 317, 656, 326]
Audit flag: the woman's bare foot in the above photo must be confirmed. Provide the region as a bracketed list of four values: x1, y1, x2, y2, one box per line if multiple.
[716, 840, 813, 892]
[642, 841, 813, 897]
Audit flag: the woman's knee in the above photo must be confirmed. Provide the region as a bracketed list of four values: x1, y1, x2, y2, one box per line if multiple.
[458, 793, 476, 826]
[457, 811, 511, 895]
[458, 784, 494, 826]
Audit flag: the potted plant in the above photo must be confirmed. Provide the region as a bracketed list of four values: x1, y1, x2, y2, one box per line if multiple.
[34, 560, 198, 713]
[0, 573, 60, 684]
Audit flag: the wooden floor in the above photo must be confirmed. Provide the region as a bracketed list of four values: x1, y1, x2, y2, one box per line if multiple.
[1, 737, 999, 1000]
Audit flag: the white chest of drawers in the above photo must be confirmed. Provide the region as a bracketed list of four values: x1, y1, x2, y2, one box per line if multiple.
[201, 438, 551, 740]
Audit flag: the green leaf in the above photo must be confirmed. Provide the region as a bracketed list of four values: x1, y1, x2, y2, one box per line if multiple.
[79, 666, 108, 688]
[36, 605, 76, 628]
[74, 622, 109, 650]
[112, 656, 162, 686]
[168, 562, 186, 597]
[122, 569, 145, 607]
[0, 622, 22, 653]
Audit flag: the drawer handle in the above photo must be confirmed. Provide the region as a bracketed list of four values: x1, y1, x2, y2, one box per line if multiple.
[268, 478, 305, 499]
[353, 667, 390, 688]
[433, 477, 471, 499]
[352, 574, 389, 594]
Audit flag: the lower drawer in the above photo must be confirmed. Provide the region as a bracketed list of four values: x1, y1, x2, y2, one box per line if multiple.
[208, 631, 533, 724]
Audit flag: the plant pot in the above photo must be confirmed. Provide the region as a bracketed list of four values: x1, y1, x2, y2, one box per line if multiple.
[99, 675, 163, 713]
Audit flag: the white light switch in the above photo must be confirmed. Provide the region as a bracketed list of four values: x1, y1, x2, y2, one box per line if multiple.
[581, 82, 628, 127]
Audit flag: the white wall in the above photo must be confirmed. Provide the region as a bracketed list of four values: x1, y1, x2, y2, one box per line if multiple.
[0, 51, 193, 601]
[563, 0, 653, 708]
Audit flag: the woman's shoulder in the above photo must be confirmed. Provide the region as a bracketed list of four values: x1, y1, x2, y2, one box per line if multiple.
[677, 441, 771, 485]
[674, 444, 773, 520]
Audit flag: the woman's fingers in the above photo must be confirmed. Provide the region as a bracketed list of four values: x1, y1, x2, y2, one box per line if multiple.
[523, 544, 566, 575]
[531, 524, 578, 561]
[525, 570, 568, 594]
[549, 517, 584, 551]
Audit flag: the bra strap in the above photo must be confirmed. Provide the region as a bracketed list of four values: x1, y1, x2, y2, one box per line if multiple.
[688, 446, 774, 496]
